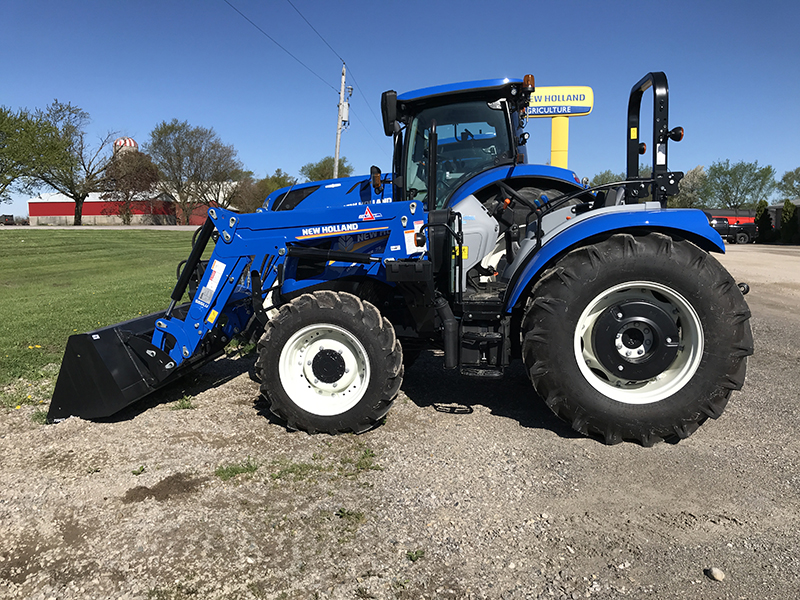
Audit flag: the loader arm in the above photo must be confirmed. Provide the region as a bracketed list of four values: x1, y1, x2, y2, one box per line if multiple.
[48, 202, 427, 422]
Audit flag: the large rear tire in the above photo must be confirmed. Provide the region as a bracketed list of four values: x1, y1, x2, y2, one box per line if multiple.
[256, 291, 403, 434]
[522, 233, 753, 446]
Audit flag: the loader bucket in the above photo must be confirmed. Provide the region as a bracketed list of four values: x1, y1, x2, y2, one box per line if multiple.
[49, 219, 223, 422]
[47, 305, 220, 422]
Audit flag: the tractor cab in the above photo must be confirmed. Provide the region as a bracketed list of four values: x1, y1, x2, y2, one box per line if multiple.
[382, 77, 533, 210]
[401, 99, 514, 207]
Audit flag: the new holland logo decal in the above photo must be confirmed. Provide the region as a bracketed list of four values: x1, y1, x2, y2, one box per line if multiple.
[358, 206, 382, 221]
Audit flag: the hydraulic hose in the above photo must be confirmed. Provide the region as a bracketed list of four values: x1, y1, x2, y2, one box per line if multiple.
[167, 217, 215, 317]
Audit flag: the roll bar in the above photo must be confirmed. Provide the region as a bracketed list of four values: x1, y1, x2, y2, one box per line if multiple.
[626, 72, 683, 207]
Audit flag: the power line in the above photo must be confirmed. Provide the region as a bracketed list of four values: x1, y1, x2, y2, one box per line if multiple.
[349, 107, 391, 159]
[223, 0, 388, 159]
[222, 0, 338, 94]
[284, 0, 383, 132]
[285, 0, 343, 63]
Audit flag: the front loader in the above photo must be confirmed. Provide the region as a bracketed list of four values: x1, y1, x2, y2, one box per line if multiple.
[49, 72, 753, 445]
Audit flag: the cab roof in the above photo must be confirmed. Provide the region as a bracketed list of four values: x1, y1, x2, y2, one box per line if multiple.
[397, 78, 524, 110]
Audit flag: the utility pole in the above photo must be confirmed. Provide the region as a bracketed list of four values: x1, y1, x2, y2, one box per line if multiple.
[333, 62, 352, 179]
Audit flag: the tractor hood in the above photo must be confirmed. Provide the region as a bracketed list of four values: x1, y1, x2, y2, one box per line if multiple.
[265, 174, 392, 212]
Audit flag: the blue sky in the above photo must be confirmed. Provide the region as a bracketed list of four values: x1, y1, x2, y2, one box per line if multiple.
[3, 0, 799, 216]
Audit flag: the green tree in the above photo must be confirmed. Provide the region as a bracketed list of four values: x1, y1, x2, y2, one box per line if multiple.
[233, 168, 298, 213]
[706, 159, 776, 216]
[754, 199, 773, 243]
[589, 169, 625, 188]
[0, 106, 70, 202]
[100, 149, 160, 225]
[778, 167, 800, 199]
[780, 198, 798, 244]
[299, 156, 353, 182]
[145, 119, 243, 225]
[668, 165, 708, 209]
[29, 100, 115, 225]
[589, 166, 657, 203]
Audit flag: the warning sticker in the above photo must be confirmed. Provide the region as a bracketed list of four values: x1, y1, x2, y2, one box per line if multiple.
[197, 286, 213, 304]
[404, 220, 426, 254]
[207, 309, 219, 325]
[207, 259, 226, 292]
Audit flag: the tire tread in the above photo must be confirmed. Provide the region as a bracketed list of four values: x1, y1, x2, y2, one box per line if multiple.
[522, 232, 753, 445]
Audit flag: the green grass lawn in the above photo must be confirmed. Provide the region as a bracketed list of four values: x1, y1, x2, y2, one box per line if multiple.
[0, 228, 200, 407]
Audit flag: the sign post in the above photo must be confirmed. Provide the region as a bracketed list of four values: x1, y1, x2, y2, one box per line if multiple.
[526, 86, 594, 169]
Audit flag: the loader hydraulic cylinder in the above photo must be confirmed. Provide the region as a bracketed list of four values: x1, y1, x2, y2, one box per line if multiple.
[169, 217, 215, 316]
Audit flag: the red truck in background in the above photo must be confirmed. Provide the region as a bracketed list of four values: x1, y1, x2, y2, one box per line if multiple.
[709, 216, 757, 244]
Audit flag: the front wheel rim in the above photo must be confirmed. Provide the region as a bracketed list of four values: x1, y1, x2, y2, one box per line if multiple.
[574, 281, 704, 405]
[279, 324, 371, 416]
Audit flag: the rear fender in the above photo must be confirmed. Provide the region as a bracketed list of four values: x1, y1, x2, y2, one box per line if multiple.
[446, 163, 585, 207]
[504, 207, 725, 311]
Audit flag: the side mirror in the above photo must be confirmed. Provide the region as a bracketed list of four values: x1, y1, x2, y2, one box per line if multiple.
[381, 90, 397, 137]
[370, 165, 383, 194]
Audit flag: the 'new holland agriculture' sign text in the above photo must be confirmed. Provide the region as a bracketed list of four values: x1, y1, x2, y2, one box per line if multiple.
[527, 86, 594, 118]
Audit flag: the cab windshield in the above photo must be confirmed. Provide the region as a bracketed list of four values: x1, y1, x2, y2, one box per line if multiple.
[404, 100, 512, 208]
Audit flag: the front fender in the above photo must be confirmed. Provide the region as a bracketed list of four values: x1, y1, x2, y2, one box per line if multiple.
[504, 208, 725, 310]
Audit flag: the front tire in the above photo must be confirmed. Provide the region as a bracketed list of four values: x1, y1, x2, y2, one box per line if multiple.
[256, 291, 403, 434]
[522, 233, 753, 446]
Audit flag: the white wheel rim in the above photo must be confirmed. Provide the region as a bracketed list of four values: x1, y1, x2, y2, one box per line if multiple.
[574, 281, 704, 405]
[278, 323, 371, 416]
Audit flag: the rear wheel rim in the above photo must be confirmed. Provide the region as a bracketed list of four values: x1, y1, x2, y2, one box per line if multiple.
[278, 324, 370, 416]
[574, 281, 704, 405]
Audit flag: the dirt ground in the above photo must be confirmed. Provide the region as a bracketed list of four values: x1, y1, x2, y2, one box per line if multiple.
[1, 244, 799, 600]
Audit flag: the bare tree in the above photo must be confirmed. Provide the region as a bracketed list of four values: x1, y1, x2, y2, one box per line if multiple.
[145, 119, 243, 224]
[101, 150, 160, 225]
[31, 101, 115, 225]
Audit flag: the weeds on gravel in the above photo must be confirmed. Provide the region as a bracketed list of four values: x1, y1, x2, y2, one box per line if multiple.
[334, 507, 365, 524]
[271, 459, 330, 481]
[392, 578, 410, 590]
[132, 465, 146, 475]
[171, 395, 196, 410]
[215, 457, 259, 481]
[406, 549, 425, 562]
[340, 446, 383, 478]
[147, 582, 199, 599]
[30, 408, 48, 425]
[226, 339, 257, 357]
[332, 506, 367, 544]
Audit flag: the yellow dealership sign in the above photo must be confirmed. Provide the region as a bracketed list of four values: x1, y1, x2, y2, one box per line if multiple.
[526, 86, 594, 169]
[527, 86, 594, 117]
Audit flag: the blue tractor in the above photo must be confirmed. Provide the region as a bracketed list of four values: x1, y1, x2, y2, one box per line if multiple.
[49, 72, 752, 445]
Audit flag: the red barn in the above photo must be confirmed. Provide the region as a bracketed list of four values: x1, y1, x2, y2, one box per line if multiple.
[28, 192, 178, 226]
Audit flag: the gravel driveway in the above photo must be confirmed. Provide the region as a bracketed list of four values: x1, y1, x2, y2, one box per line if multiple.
[1, 245, 798, 600]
